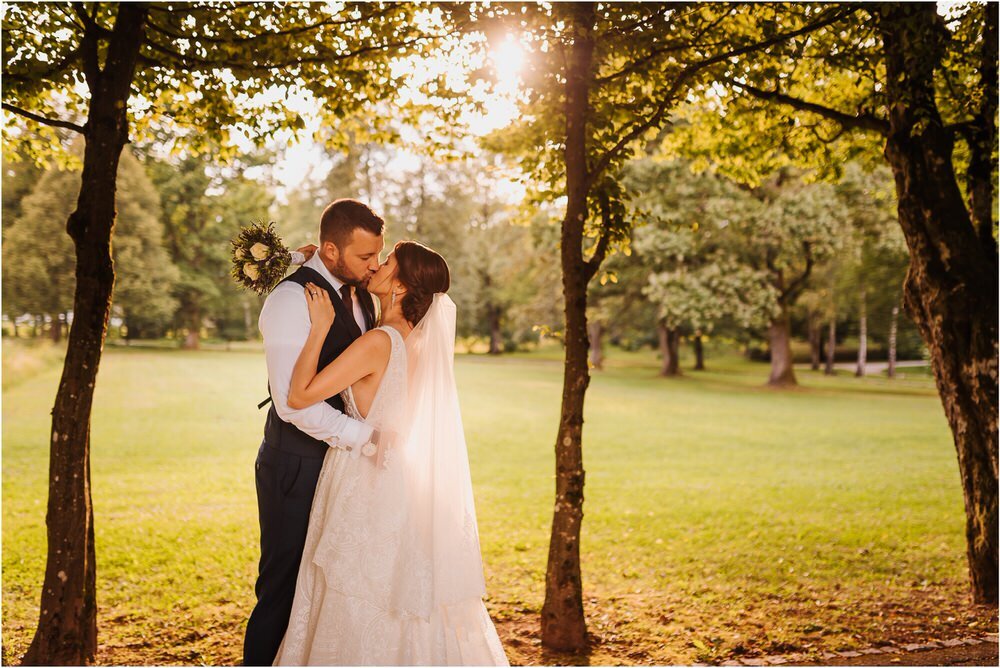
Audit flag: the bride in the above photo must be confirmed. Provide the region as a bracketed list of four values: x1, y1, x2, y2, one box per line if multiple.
[273, 240, 509, 666]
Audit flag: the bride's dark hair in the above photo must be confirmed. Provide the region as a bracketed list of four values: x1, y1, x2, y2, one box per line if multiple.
[394, 240, 450, 325]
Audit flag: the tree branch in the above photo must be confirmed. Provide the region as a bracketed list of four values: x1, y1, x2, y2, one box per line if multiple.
[968, 2, 998, 252]
[143, 6, 391, 46]
[585, 192, 615, 282]
[72, 1, 111, 38]
[72, 2, 101, 85]
[724, 77, 890, 135]
[783, 242, 815, 304]
[2, 102, 86, 134]
[141, 30, 434, 72]
[595, 5, 734, 86]
[4, 44, 84, 85]
[587, 5, 860, 188]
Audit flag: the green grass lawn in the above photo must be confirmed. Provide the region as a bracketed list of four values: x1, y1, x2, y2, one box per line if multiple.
[2, 339, 991, 665]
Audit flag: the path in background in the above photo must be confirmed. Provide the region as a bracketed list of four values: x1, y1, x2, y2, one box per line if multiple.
[796, 360, 928, 375]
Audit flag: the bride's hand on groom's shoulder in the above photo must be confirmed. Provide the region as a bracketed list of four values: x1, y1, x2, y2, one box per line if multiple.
[295, 244, 318, 262]
[304, 282, 336, 331]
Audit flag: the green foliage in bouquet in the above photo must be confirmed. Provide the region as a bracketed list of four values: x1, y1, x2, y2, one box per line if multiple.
[231, 222, 292, 295]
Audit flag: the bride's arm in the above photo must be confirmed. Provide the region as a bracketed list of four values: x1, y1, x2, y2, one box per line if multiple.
[287, 283, 389, 409]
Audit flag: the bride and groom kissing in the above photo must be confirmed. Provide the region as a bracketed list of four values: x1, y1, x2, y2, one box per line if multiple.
[242, 199, 509, 666]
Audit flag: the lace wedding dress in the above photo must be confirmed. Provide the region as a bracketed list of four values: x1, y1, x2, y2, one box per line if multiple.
[274, 323, 509, 666]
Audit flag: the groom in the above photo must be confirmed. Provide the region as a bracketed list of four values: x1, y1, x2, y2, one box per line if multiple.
[243, 198, 386, 666]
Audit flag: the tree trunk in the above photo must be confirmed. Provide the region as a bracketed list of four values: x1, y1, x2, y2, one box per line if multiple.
[887, 305, 899, 379]
[542, 3, 594, 652]
[767, 312, 797, 386]
[182, 306, 200, 350]
[824, 319, 836, 375]
[657, 324, 681, 377]
[49, 315, 62, 344]
[588, 320, 603, 370]
[693, 333, 705, 371]
[877, 3, 998, 604]
[855, 287, 867, 377]
[808, 314, 821, 371]
[488, 303, 502, 355]
[22, 6, 148, 665]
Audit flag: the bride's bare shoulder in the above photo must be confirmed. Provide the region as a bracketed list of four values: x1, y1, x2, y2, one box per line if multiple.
[352, 328, 393, 357]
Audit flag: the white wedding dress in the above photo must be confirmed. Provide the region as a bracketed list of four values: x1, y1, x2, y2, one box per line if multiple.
[274, 316, 509, 666]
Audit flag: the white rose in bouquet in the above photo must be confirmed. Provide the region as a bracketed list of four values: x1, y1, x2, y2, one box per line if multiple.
[250, 242, 270, 260]
[243, 263, 260, 281]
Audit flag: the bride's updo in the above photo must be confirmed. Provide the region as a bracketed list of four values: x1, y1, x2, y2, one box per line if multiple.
[394, 240, 450, 325]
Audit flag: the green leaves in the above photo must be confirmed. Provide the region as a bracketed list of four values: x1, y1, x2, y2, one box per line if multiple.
[4, 3, 433, 161]
[2, 146, 180, 329]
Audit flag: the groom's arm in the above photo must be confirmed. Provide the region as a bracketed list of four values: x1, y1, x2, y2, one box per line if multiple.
[259, 282, 374, 453]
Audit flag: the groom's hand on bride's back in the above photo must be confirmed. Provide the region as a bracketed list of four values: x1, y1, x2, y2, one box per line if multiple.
[304, 282, 336, 331]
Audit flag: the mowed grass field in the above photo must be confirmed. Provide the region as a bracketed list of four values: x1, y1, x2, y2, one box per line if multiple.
[2, 339, 993, 665]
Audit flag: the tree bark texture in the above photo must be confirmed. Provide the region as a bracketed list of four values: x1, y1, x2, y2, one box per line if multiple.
[542, 2, 594, 652]
[22, 6, 149, 665]
[877, 3, 998, 604]
[768, 311, 797, 386]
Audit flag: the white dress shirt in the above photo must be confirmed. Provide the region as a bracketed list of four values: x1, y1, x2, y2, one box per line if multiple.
[258, 253, 372, 453]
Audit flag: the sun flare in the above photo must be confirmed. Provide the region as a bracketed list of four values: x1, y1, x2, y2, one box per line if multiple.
[489, 35, 527, 93]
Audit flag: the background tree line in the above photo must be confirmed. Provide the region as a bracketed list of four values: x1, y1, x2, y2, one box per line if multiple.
[3, 142, 920, 373]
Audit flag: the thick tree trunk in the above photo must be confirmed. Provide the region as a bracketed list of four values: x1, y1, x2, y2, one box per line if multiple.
[887, 305, 898, 379]
[488, 303, 502, 355]
[542, 2, 594, 652]
[693, 333, 705, 371]
[824, 319, 836, 375]
[767, 312, 797, 386]
[855, 287, 867, 377]
[808, 315, 821, 371]
[877, 4, 998, 605]
[657, 324, 681, 377]
[22, 6, 148, 665]
[588, 320, 603, 370]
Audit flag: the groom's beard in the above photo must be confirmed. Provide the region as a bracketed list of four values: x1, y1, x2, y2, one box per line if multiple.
[330, 257, 372, 289]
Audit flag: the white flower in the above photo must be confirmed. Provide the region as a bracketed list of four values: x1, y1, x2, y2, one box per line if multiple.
[235, 247, 247, 259]
[249, 242, 270, 260]
[243, 263, 260, 281]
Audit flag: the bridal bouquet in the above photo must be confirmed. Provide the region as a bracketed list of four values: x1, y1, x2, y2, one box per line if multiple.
[231, 221, 296, 295]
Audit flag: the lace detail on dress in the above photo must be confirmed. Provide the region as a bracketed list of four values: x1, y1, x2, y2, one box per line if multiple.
[274, 325, 508, 666]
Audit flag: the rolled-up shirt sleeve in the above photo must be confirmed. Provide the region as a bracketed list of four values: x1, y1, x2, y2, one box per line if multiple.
[259, 282, 373, 452]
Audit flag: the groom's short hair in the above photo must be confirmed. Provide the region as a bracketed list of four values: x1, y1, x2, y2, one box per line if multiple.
[320, 199, 384, 249]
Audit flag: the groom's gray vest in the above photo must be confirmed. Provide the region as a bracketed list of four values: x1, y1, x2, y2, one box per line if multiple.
[262, 266, 376, 458]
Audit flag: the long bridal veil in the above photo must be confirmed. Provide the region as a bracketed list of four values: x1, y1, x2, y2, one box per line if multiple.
[391, 293, 487, 619]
